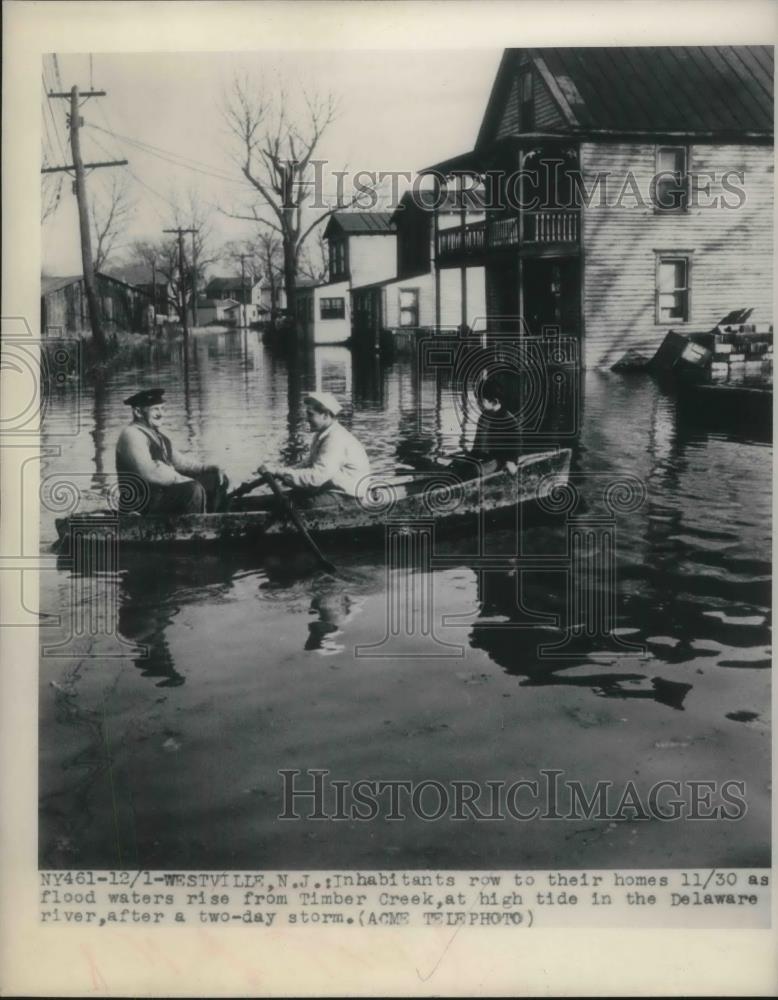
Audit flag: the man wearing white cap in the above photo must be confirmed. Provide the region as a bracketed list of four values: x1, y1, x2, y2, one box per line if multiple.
[263, 391, 370, 497]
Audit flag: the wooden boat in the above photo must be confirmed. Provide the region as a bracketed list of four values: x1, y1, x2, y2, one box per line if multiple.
[54, 448, 571, 548]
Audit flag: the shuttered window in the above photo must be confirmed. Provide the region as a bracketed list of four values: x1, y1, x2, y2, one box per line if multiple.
[656, 256, 690, 323]
[520, 70, 534, 131]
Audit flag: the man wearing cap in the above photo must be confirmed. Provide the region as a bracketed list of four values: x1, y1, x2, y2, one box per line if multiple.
[263, 391, 370, 497]
[115, 388, 229, 514]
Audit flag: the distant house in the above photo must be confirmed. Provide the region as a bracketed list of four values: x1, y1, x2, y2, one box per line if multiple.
[323, 212, 397, 287]
[196, 297, 243, 325]
[351, 189, 488, 348]
[295, 279, 351, 345]
[41, 272, 148, 337]
[422, 46, 774, 368]
[293, 211, 398, 345]
[259, 281, 286, 318]
[204, 276, 264, 324]
[106, 263, 174, 322]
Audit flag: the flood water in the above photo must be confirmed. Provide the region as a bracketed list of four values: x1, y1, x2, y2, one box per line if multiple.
[39, 331, 771, 870]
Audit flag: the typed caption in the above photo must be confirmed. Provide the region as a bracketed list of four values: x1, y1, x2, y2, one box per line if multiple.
[39, 868, 770, 930]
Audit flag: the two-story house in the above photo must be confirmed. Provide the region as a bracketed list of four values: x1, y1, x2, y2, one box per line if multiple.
[296, 212, 397, 344]
[422, 46, 773, 368]
[203, 275, 264, 325]
[351, 187, 488, 349]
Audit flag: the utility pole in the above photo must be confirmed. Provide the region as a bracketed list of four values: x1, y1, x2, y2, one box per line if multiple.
[151, 256, 157, 330]
[44, 85, 127, 352]
[239, 254, 250, 330]
[163, 227, 197, 339]
[190, 231, 198, 330]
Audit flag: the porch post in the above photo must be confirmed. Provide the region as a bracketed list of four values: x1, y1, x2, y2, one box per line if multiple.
[433, 174, 441, 330]
[516, 144, 524, 331]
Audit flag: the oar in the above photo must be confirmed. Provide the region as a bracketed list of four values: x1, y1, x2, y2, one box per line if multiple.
[258, 465, 337, 574]
[226, 474, 269, 505]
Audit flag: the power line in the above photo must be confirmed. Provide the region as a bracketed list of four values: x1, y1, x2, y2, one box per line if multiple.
[86, 122, 244, 184]
[42, 72, 69, 167]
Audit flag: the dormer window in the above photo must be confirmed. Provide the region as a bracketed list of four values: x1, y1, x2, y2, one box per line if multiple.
[520, 70, 534, 131]
[654, 146, 689, 212]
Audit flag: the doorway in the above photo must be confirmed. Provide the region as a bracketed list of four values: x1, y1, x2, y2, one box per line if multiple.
[522, 258, 580, 336]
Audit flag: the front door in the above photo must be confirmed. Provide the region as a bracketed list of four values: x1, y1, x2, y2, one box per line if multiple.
[522, 258, 580, 336]
[353, 288, 383, 349]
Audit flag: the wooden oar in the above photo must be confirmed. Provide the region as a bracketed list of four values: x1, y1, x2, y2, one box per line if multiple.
[226, 474, 269, 505]
[259, 466, 337, 574]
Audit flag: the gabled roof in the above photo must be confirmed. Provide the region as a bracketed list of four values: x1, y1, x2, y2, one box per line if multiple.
[323, 212, 396, 238]
[206, 276, 248, 292]
[390, 188, 486, 222]
[41, 272, 139, 296]
[42, 275, 83, 295]
[106, 263, 159, 286]
[476, 46, 773, 149]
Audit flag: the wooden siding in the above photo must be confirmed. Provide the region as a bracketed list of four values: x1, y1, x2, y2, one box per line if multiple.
[313, 281, 351, 344]
[534, 72, 566, 130]
[495, 75, 520, 140]
[580, 142, 773, 369]
[439, 267, 487, 329]
[41, 275, 147, 336]
[491, 55, 566, 141]
[347, 233, 397, 287]
[380, 273, 436, 328]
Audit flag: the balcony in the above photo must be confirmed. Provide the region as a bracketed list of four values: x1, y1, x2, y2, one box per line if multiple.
[436, 211, 579, 265]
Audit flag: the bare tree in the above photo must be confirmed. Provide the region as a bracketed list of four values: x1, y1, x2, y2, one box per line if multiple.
[167, 188, 220, 323]
[255, 228, 285, 327]
[298, 222, 329, 284]
[91, 175, 134, 272]
[223, 76, 369, 328]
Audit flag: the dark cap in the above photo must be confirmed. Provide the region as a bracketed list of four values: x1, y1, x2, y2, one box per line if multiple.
[124, 388, 165, 407]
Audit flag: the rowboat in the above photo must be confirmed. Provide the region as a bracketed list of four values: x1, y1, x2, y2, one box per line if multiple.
[54, 448, 571, 548]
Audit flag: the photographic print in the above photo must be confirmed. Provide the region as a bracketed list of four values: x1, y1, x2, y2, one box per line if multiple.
[2, 1, 775, 996]
[36, 41, 772, 872]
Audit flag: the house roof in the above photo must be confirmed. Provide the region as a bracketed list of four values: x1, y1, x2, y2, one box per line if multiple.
[351, 269, 432, 293]
[106, 263, 158, 286]
[477, 46, 774, 149]
[206, 276, 251, 291]
[41, 272, 139, 296]
[323, 212, 396, 238]
[42, 275, 82, 295]
[390, 188, 486, 221]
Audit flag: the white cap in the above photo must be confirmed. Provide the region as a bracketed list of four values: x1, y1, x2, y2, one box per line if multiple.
[304, 391, 342, 417]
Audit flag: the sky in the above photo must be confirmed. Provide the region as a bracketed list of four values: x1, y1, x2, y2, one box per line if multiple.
[41, 49, 500, 277]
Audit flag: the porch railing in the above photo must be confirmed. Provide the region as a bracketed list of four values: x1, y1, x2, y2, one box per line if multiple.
[436, 211, 579, 262]
[525, 210, 579, 243]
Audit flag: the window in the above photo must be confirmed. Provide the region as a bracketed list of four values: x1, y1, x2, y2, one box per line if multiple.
[328, 240, 347, 278]
[654, 146, 689, 212]
[399, 288, 419, 327]
[656, 255, 690, 323]
[320, 297, 345, 320]
[520, 70, 534, 131]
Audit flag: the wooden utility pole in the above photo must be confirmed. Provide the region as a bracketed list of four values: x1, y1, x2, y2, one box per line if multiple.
[163, 227, 197, 339]
[238, 254, 251, 330]
[151, 256, 157, 330]
[44, 85, 126, 352]
[190, 231, 198, 329]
